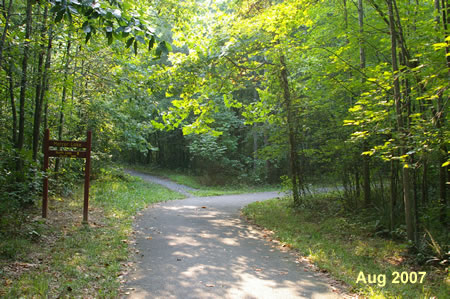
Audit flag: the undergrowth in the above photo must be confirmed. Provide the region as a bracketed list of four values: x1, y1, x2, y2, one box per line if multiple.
[242, 194, 449, 298]
[0, 168, 183, 297]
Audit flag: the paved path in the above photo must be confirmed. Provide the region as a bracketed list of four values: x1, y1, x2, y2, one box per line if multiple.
[125, 169, 197, 197]
[123, 171, 345, 299]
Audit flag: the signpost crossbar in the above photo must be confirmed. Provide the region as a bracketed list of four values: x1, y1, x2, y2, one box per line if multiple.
[48, 140, 87, 148]
[48, 150, 87, 158]
[42, 129, 92, 224]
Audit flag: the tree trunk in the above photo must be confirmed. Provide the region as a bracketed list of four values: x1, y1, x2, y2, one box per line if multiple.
[17, 0, 33, 153]
[32, 6, 49, 161]
[253, 127, 258, 170]
[355, 166, 360, 201]
[55, 35, 72, 172]
[6, 62, 17, 145]
[441, 0, 450, 68]
[387, 0, 415, 243]
[390, 159, 397, 230]
[279, 54, 300, 205]
[0, 0, 13, 70]
[358, 0, 371, 207]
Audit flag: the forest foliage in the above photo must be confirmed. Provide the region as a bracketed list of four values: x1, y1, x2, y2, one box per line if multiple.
[0, 0, 448, 263]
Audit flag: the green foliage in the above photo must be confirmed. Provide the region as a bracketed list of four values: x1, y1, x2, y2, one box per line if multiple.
[0, 170, 183, 297]
[243, 196, 449, 298]
[0, 144, 42, 209]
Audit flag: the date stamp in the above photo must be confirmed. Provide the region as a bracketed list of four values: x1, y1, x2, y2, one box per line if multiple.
[356, 271, 426, 287]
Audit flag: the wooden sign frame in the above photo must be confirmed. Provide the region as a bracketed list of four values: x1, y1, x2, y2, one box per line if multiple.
[42, 129, 92, 223]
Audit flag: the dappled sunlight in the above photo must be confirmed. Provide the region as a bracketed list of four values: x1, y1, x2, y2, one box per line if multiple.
[220, 237, 239, 246]
[180, 264, 225, 279]
[162, 205, 198, 211]
[167, 235, 203, 247]
[124, 192, 343, 298]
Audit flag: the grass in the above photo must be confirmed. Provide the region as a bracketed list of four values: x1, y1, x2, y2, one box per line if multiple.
[242, 194, 449, 298]
[0, 171, 183, 298]
[125, 164, 280, 196]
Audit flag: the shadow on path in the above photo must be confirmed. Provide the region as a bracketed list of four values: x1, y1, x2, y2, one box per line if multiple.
[122, 171, 345, 299]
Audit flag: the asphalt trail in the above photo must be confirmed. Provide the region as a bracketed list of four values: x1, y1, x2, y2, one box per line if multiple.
[122, 171, 345, 299]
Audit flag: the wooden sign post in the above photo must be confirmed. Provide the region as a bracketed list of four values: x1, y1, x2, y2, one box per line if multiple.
[42, 129, 92, 224]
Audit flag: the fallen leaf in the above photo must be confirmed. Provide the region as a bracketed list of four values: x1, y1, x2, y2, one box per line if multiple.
[201, 206, 207, 209]
[205, 284, 215, 287]
[146, 236, 152, 240]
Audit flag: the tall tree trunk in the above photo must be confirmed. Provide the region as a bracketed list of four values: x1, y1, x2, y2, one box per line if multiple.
[279, 54, 300, 205]
[17, 0, 33, 153]
[387, 0, 415, 243]
[0, 0, 13, 70]
[32, 6, 49, 161]
[355, 166, 361, 202]
[41, 24, 53, 136]
[253, 127, 258, 169]
[55, 35, 72, 172]
[390, 159, 397, 230]
[7, 61, 17, 144]
[343, 0, 348, 31]
[358, 0, 371, 207]
[442, 0, 450, 68]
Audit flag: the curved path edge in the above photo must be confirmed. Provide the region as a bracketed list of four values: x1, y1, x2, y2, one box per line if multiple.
[125, 169, 196, 197]
[121, 170, 350, 299]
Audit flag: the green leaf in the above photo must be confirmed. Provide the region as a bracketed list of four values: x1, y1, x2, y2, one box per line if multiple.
[165, 41, 172, 52]
[148, 36, 155, 51]
[126, 37, 134, 48]
[107, 32, 113, 45]
[55, 10, 65, 23]
[85, 32, 92, 44]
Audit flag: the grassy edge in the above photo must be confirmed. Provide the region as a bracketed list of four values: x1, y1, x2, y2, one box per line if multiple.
[0, 173, 183, 298]
[124, 164, 280, 196]
[241, 196, 449, 299]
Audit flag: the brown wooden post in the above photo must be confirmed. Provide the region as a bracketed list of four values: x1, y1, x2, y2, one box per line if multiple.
[83, 131, 92, 224]
[42, 129, 49, 218]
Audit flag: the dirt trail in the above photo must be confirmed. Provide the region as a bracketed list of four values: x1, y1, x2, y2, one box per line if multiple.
[122, 170, 346, 299]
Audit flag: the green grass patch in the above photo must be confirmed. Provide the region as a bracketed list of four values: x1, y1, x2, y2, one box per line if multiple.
[0, 172, 183, 298]
[242, 195, 449, 298]
[126, 164, 279, 196]
[190, 185, 278, 197]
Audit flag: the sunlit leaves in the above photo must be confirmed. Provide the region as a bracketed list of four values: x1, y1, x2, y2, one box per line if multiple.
[48, 0, 159, 53]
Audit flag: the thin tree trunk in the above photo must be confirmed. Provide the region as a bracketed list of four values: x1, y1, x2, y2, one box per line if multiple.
[357, 0, 371, 207]
[355, 167, 361, 201]
[7, 62, 17, 144]
[32, 6, 49, 161]
[253, 127, 258, 169]
[387, 0, 415, 243]
[279, 53, 300, 205]
[17, 0, 33, 152]
[0, 0, 13, 70]
[55, 35, 72, 172]
[436, 0, 448, 226]
[390, 159, 397, 230]
[441, 0, 450, 68]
